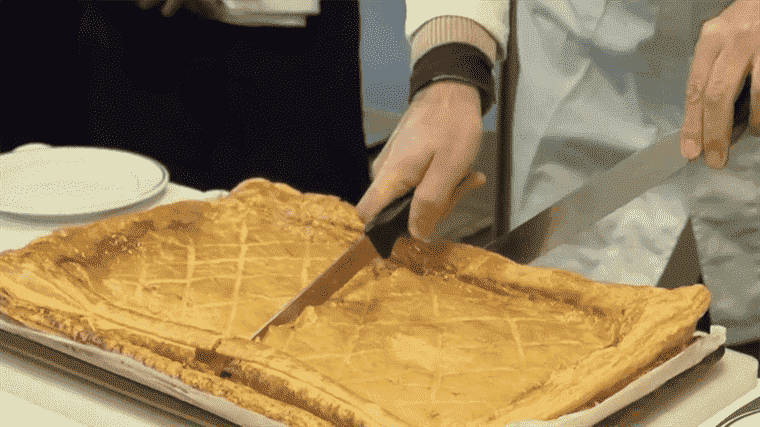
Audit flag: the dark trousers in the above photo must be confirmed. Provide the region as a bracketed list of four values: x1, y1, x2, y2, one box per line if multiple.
[1, 1, 370, 204]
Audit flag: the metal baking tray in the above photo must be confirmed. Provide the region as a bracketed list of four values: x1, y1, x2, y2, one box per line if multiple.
[0, 313, 288, 427]
[0, 326, 236, 427]
[0, 213, 727, 426]
[0, 313, 725, 427]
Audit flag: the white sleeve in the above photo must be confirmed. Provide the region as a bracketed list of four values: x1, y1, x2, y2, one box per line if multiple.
[405, 0, 510, 58]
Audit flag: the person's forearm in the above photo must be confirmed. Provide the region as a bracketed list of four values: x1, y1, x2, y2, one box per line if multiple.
[410, 15, 498, 67]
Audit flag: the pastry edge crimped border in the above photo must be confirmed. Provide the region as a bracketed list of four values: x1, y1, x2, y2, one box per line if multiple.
[215, 338, 411, 427]
[0, 287, 335, 427]
[446, 244, 710, 424]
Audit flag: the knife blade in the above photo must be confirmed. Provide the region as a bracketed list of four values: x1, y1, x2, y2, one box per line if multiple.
[486, 75, 752, 264]
[250, 187, 414, 340]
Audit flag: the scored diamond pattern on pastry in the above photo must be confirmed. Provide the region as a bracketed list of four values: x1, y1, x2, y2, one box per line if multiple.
[262, 250, 619, 426]
[70, 179, 364, 341]
[0, 178, 711, 427]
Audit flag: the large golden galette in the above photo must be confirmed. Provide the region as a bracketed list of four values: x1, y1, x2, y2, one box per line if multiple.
[0, 178, 710, 426]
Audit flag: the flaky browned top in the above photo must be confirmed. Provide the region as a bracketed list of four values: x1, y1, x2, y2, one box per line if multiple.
[0, 178, 411, 427]
[0, 178, 711, 427]
[261, 237, 710, 426]
[0, 178, 364, 349]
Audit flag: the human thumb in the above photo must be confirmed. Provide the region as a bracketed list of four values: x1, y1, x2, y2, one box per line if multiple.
[355, 173, 414, 226]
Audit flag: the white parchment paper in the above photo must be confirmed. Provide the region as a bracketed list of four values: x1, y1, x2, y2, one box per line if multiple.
[0, 315, 725, 427]
[0, 316, 287, 427]
[507, 325, 727, 426]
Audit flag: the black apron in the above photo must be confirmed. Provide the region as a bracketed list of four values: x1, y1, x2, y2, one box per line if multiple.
[1, 1, 370, 204]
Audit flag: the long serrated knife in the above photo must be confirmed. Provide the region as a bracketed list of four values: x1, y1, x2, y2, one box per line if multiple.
[252, 174, 476, 340]
[251, 187, 415, 340]
[252, 78, 750, 339]
[486, 76, 752, 264]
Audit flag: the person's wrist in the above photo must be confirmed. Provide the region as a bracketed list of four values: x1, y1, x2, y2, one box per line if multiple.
[408, 42, 495, 116]
[414, 80, 481, 112]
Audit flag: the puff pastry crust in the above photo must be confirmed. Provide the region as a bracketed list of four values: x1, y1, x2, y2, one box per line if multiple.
[0, 178, 710, 426]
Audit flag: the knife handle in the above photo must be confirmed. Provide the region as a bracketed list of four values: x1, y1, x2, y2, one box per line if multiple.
[364, 188, 414, 259]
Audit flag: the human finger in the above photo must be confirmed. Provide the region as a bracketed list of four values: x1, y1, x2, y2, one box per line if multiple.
[137, 0, 161, 9]
[370, 118, 406, 180]
[435, 170, 487, 232]
[356, 138, 431, 224]
[752, 55, 760, 134]
[370, 140, 392, 181]
[702, 49, 751, 169]
[418, 170, 486, 241]
[370, 102, 428, 180]
[681, 19, 724, 160]
[137, 0, 162, 10]
[408, 134, 481, 242]
[355, 169, 425, 226]
[161, 0, 184, 17]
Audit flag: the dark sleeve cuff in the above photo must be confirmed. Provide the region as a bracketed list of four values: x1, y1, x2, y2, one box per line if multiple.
[408, 42, 495, 116]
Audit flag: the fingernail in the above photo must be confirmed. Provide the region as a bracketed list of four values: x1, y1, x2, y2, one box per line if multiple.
[409, 225, 431, 244]
[705, 151, 725, 169]
[355, 187, 381, 223]
[410, 218, 434, 243]
[411, 200, 437, 243]
[682, 139, 700, 159]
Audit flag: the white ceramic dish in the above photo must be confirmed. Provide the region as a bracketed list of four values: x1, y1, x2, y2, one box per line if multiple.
[724, 411, 760, 426]
[0, 146, 169, 216]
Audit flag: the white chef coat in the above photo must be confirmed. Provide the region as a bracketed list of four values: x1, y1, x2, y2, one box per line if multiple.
[406, 0, 760, 346]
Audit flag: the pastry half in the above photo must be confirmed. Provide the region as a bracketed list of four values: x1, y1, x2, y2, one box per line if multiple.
[0, 178, 710, 426]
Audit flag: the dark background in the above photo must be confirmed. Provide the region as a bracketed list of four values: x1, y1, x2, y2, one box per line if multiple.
[1, 1, 371, 204]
